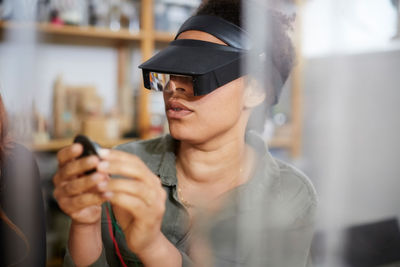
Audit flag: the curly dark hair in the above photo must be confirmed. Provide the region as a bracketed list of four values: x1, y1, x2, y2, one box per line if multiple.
[195, 0, 295, 131]
[196, 0, 242, 28]
[196, 0, 295, 104]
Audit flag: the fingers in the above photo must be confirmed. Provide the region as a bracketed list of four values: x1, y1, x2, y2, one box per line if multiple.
[110, 192, 166, 222]
[53, 155, 100, 186]
[54, 172, 108, 199]
[57, 143, 83, 167]
[53, 171, 109, 224]
[53, 144, 109, 225]
[110, 193, 146, 216]
[97, 149, 159, 186]
[106, 179, 160, 206]
[106, 178, 167, 225]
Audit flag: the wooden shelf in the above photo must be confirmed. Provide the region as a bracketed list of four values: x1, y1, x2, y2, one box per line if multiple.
[0, 21, 140, 40]
[0, 21, 174, 44]
[29, 138, 137, 152]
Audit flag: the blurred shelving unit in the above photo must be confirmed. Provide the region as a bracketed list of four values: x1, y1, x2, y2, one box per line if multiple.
[0, 0, 303, 157]
[0, 0, 175, 151]
[0, 21, 142, 42]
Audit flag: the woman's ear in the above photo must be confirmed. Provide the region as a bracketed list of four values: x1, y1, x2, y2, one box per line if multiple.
[244, 79, 266, 109]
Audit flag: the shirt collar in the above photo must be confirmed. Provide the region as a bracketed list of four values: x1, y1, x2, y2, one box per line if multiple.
[155, 131, 279, 190]
[155, 134, 179, 186]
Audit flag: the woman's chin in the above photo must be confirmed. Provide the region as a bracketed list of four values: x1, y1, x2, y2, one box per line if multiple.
[168, 127, 189, 141]
[168, 124, 199, 142]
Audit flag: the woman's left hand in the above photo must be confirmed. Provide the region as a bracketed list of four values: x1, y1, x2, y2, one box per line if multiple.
[97, 149, 167, 255]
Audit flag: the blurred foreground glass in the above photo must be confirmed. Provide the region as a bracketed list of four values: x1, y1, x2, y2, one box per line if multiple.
[302, 0, 400, 267]
[184, 0, 400, 267]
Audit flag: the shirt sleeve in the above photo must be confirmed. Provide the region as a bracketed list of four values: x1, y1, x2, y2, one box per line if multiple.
[208, 176, 318, 267]
[257, 199, 318, 267]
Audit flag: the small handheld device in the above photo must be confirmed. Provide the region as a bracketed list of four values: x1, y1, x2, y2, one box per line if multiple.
[73, 135, 101, 174]
[73, 135, 101, 158]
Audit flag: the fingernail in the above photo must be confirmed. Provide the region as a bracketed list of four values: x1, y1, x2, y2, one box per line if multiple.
[72, 144, 80, 152]
[87, 156, 98, 165]
[97, 181, 108, 190]
[99, 149, 110, 158]
[91, 173, 102, 181]
[103, 191, 113, 199]
[98, 161, 109, 171]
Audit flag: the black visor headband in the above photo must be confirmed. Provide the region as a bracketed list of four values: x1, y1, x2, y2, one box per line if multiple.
[139, 15, 251, 96]
[175, 15, 251, 50]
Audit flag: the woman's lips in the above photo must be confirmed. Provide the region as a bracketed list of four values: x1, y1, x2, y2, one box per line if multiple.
[166, 101, 193, 119]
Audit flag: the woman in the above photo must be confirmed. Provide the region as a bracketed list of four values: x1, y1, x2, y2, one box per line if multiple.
[55, 0, 317, 266]
[0, 94, 46, 267]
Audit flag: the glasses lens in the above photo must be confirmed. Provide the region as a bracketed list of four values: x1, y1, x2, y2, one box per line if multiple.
[149, 72, 192, 92]
[149, 72, 169, 91]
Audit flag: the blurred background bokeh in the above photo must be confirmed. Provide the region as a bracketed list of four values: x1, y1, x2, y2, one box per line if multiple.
[0, 0, 399, 266]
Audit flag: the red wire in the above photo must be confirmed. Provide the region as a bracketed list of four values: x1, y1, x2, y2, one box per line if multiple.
[105, 204, 128, 267]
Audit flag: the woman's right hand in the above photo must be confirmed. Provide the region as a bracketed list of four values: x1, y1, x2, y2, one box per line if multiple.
[53, 143, 109, 225]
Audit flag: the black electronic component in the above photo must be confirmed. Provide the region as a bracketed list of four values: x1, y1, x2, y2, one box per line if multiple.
[73, 135, 101, 174]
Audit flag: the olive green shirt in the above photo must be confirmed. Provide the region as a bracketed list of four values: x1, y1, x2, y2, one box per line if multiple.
[64, 132, 317, 267]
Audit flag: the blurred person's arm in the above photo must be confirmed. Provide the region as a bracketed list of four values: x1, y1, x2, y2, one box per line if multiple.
[1, 143, 46, 267]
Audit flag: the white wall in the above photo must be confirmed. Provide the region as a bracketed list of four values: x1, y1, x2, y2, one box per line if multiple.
[302, 50, 400, 229]
[303, 0, 399, 57]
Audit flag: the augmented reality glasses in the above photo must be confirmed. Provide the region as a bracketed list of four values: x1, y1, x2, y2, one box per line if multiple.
[148, 72, 192, 92]
[140, 38, 248, 95]
[139, 15, 251, 96]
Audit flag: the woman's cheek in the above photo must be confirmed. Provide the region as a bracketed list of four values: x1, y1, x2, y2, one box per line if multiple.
[193, 104, 242, 137]
[167, 82, 245, 141]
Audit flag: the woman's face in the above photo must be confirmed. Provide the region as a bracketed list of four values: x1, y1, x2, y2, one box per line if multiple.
[163, 30, 250, 144]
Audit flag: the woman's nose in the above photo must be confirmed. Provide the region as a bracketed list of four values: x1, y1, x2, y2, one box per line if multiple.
[166, 80, 186, 94]
[164, 76, 192, 95]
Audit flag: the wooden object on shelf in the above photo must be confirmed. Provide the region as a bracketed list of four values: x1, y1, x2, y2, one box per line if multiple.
[82, 117, 120, 141]
[52, 76, 103, 139]
[53, 76, 87, 139]
[53, 76, 64, 139]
